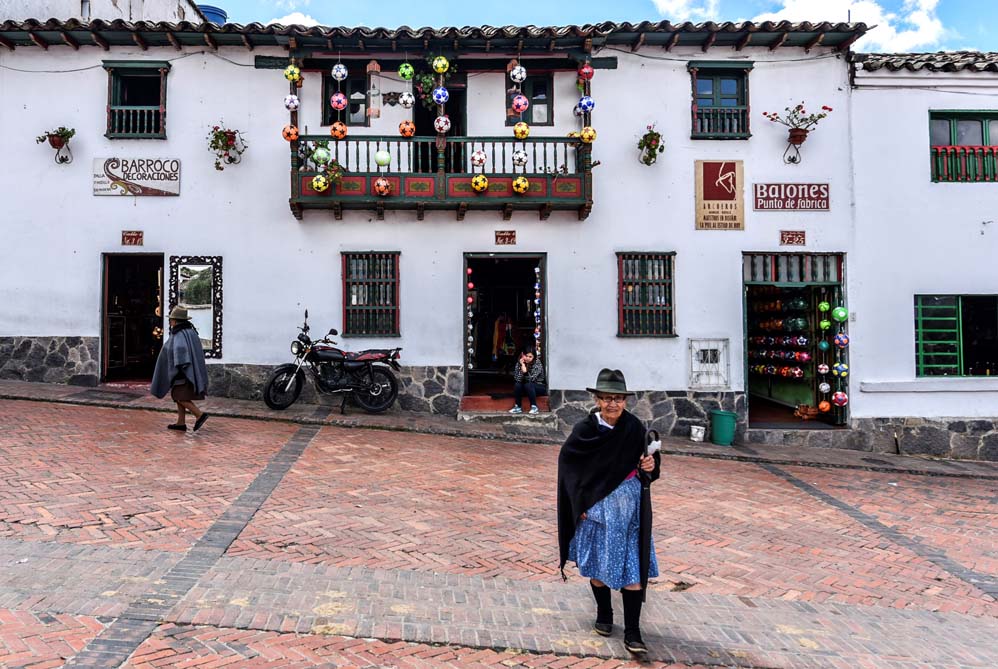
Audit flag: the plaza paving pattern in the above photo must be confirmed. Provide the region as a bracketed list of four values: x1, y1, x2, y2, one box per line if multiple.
[0, 400, 995, 668]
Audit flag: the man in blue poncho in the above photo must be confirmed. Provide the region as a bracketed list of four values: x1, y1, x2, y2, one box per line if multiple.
[151, 306, 209, 432]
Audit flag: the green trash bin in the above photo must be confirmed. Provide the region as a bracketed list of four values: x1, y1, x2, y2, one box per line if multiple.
[709, 409, 737, 446]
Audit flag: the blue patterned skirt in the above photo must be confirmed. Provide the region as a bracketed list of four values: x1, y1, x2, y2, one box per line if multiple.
[568, 476, 659, 590]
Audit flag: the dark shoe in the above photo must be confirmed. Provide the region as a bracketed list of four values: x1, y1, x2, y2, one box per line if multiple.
[593, 621, 614, 637]
[167, 423, 187, 431]
[624, 635, 648, 654]
[193, 413, 210, 432]
[591, 582, 613, 636]
[621, 588, 646, 654]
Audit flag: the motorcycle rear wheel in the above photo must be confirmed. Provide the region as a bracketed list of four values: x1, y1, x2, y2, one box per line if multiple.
[263, 367, 303, 410]
[354, 367, 398, 413]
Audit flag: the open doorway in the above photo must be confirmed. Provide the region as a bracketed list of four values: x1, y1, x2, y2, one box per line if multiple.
[463, 253, 546, 404]
[413, 78, 467, 173]
[101, 254, 164, 382]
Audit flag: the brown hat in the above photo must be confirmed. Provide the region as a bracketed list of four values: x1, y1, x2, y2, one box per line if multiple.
[168, 305, 190, 321]
[586, 368, 635, 396]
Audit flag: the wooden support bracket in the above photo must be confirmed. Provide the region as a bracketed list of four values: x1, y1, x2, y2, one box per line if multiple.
[289, 201, 303, 221]
[539, 204, 553, 220]
[502, 204, 514, 221]
[28, 32, 49, 49]
[60, 31, 79, 50]
[91, 30, 109, 50]
[333, 202, 343, 220]
[416, 203, 425, 221]
[376, 201, 385, 220]
[456, 202, 468, 221]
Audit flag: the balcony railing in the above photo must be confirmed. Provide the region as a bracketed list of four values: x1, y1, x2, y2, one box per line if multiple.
[931, 145, 998, 182]
[290, 135, 593, 221]
[106, 105, 165, 139]
[691, 105, 750, 139]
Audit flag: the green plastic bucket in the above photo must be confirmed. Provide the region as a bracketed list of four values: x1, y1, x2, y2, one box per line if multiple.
[709, 409, 737, 446]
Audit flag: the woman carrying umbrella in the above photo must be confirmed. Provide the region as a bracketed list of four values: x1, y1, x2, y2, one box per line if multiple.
[557, 368, 660, 654]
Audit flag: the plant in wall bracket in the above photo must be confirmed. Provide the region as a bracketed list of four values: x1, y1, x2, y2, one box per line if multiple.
[207, 124, 248, 171]
[762, 102, 833, 164]
[35, 126, 75, 164]
[637, 123, 665, 166]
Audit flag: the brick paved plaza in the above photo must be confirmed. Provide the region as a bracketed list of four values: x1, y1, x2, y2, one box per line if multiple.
[0, 399, 996, 668]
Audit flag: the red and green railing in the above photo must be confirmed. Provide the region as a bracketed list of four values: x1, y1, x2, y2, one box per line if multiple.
[931, 145, 998, 182]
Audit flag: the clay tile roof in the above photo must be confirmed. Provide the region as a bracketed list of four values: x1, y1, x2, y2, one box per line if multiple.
[854, 51, 998, 73]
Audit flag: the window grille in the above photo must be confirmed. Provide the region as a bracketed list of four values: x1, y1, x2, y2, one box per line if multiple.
[743, 253, 843, 284]
[617, 252, 675, 336]
[929, 111, 998, 182]
[342, 252, 400, 336]
[689, 338, 730, 389]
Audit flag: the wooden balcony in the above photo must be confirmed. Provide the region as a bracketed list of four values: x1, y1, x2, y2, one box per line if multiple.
[691, 105, 750, 139]
[289, 135, 593, 220]
[931, 145, 998, 182]
[106, 105, 165, 139]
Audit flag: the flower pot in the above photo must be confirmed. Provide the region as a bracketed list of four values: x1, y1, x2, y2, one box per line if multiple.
[788, 128, 809, 146]
[47, 135, 66, 149]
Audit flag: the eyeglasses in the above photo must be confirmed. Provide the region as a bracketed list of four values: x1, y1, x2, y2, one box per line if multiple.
[596, 395, 626, 405]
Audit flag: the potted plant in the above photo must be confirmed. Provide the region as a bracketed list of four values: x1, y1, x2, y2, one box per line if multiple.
[36, 126, 75, 149]
[762, 103, 833, 145]
[637, 123, 665, 166]
[206, 124, 248, 171]
[413, 56, 457, 111]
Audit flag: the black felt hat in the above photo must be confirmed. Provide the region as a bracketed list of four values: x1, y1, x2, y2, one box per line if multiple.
[586, 368, 635, 396]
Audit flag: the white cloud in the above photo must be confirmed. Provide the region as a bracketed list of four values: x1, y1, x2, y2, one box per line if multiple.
[753, 0, 946, 52]
[267, 11, 320, 26]
[651, 0, 720, 21]
[272, 0, 311, 9]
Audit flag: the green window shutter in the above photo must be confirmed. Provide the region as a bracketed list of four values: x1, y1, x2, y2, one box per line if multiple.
[915, 295, 962, 376]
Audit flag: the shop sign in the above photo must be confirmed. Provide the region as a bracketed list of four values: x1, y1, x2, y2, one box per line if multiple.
[495, 230, 517, 245]
[780, 230, 807, 246]
[695, 160, 744, 230]
[754, 183, 830, 211]
[93, 158, 181, 196]
[121, 231, 144, 246]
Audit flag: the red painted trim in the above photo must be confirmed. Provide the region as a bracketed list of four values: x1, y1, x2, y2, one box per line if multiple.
[394, 253, 400, 334]
[617, 254, 624, 335]
[341, 254, 348, 334]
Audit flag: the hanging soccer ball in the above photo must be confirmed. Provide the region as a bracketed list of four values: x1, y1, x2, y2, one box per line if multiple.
[283, 94, 300, 111]
[398, 62, 415, 80]
[373, 176, 392, 196]
[470, 149, 488, 167]
[832, 306, 849, 322]
[819, 319, 832, 330]
[818, 382, 831, 394]
[818, 301, 831, 312]
[818, 400, 831, 412]
[399, 120, 416, 137]
[330, 92, 348, 110]
[578, 95, 595, 113]
[573, 105, 584, 117]
[510, 64, 527, 83]
[331, 63, 349, 81]
[818, 340, 830, 352]
[795, 336, 808, 347]
[471, 174, 489, 192]
[513, 121, 530, 139]
[578, 63, 594, 80]
[311, 147, 332, 165]
[832, 391, 849, 407]
[796, 351, 811, 363]
[432, 56, 449, 73]
[512, 149, 528, 167]
[433, 114, 451, 134]
[832, 362, 849, 378]
[511, 94, 529, 113]
[374, 150, 391, 167]
[283, 64, 301, 82]
[432, 86, 449, 104]
[817, 363, 829, 375]
[580, 126, 597, 143]
[791, 367, 805, 379]
[834, 333, 850, 349]
[311, 174, 329, 192]
[330, 121, 348, 139]
[282, 124, 299, 141]
[512, 175, 530, 194]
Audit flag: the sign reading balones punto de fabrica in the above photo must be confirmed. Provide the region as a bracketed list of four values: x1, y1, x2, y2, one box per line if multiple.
[93, 158, 181, 196]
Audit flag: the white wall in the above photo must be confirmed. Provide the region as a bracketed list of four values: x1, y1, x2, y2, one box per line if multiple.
[5, 0, 200, 22]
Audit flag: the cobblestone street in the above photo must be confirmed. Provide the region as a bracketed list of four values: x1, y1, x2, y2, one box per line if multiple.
[0, 399, 996, 668]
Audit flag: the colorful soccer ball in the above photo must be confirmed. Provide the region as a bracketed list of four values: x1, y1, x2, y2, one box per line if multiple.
[374, 150, 391, 167]
[512, 149, 528, 167]
[373, 176, 392, 196]
[282, 124, 299, 141]
[818, 301, 831, 312]
[511, 94, 529, 113]
[283, 64, 301, 82]
[432, 56, 449, 73]
[330, 121, 348, 139]
[791, 367, 805, 379]
[834, 333, 850, 349]
[795, 336, 808, 347]
[399, 91, 416, 108]
[817, 363, 830, 375]
[330, 92, 348, 110]
[398, 62, 415, 80]
[832, 362, 849, 378]
[832, 306, 849, 322]
[578, 63, 594, 80]
[580, 126, 597, 143]
[471, 174, 489, 192]
[832, 391, 849, 407]
[311, 174, 329, 192]
[513, 122, 530, 139]
[578, 95, 595, 112]
[311, 147, 332, 165]
[819, 319, 832, 331]
[470, 149, 488, 167]
[433, 115, 451, 134]
[818, 400, 831, 413]
[512, 176, 530, 194]
[818, 382, 831, 394]
[432, 86, 449, 104]
[573, 105, 584, 117]
[331, 63, 349, 81]
[818, 340, 831, 351]
[399, 120, 416, 137]
[510, 65, 527, 83]
[796, 351, 811, 363]
[283, 94, 300, 111]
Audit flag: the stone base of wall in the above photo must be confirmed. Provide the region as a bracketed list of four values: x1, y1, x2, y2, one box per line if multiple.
[396, 366, 464, 416]
[0, 336, 99, 386]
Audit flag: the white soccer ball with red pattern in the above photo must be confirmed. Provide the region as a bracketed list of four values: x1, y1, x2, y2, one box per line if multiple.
[470, 149, 488, 167]
[433, 115, 451, 134]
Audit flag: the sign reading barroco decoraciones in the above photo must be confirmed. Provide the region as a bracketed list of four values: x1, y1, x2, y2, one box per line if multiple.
[695, 160, 744, 230]
[754, 183, 830, 211]
[93, 158, 180, 196]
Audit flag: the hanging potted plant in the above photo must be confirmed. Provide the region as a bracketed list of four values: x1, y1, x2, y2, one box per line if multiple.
[36, 126, 75, 149]
[206, 124, 248, 171]
[637, 123, 665, 166]
[762, 102, 833, 145]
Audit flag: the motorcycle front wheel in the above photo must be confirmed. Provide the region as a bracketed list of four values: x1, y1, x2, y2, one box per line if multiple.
[354, 367, 399, 413]
[263, 366, 303, 410]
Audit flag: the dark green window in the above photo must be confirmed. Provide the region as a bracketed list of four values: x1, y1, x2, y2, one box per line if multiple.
[103, 61, 169, 139]
[506, 75, 553, 126]
[689, 62, 751, 139]
[617, 252, 675, 337]
[915, 295, 998, 376]
[323, 74, 369, 127]
[929, 111, 998, 182]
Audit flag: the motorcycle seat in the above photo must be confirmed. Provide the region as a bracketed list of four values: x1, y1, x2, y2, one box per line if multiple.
[346, 349, 393, 361]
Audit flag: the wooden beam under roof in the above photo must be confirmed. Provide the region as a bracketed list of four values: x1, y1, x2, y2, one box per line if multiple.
[701, 32, 716, 52]
[204, 32, 217, 50]
[60, 30, 79, 50]
[769, 31, 789, 51]
[241, 34, 253, 50]
[0, 35, 14, 50]
[90, 30, 109, 50]
[165, 30, 181, 50]
[27, 31, 48, 49]
[131, 31, 147, 50]
[836, 32, 863, 52]
[663, 31, 679, 51]
[631, 33, 645, 52]
[803, 31, 825, 52]
[735, 32, 751, 50]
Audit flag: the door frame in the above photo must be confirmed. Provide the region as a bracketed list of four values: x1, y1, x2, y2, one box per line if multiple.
[100, 252, 165, 382]
[462, 252, 548, 394]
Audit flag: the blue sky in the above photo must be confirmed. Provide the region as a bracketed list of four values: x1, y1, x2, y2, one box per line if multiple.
[215, 0, 998, 52]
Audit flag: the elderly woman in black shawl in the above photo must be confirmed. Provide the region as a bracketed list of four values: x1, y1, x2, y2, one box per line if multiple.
[557, 368, 660, 655]
[151, 306, 209, 432]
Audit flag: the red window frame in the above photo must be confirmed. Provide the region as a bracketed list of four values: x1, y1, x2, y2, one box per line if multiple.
[341, 252, 400, 336]
[617, 252, 675, 337]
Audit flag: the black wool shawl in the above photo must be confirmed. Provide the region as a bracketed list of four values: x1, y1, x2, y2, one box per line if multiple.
[557, 410, 659, 580]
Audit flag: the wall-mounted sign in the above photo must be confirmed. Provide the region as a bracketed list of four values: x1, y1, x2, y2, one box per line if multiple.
[780, 230, 807, 246]
[495, 230, 517, 245]
[121, 231, 144, 246]
[754, 183, 830, 211]
[695, 160, 744, 230]
[93, 158, 181, 196]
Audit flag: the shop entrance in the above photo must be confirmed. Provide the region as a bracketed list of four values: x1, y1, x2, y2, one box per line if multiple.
[462, 253, 546, 404]
[743, 253, 848, 428]
[101, 253, 164, 382]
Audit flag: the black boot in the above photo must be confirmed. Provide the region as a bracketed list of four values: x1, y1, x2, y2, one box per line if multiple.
[621, 588, 648, 654]
[590, 582, 613, 636]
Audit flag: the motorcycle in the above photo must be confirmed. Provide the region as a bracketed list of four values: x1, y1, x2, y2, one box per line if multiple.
[263, 310, 402, 413]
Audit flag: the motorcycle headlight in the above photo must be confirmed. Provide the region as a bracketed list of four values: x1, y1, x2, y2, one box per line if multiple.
[291, 341, 303, 356]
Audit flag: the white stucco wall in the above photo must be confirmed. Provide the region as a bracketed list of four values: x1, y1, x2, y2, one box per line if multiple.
[5, 0, 200, 22]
